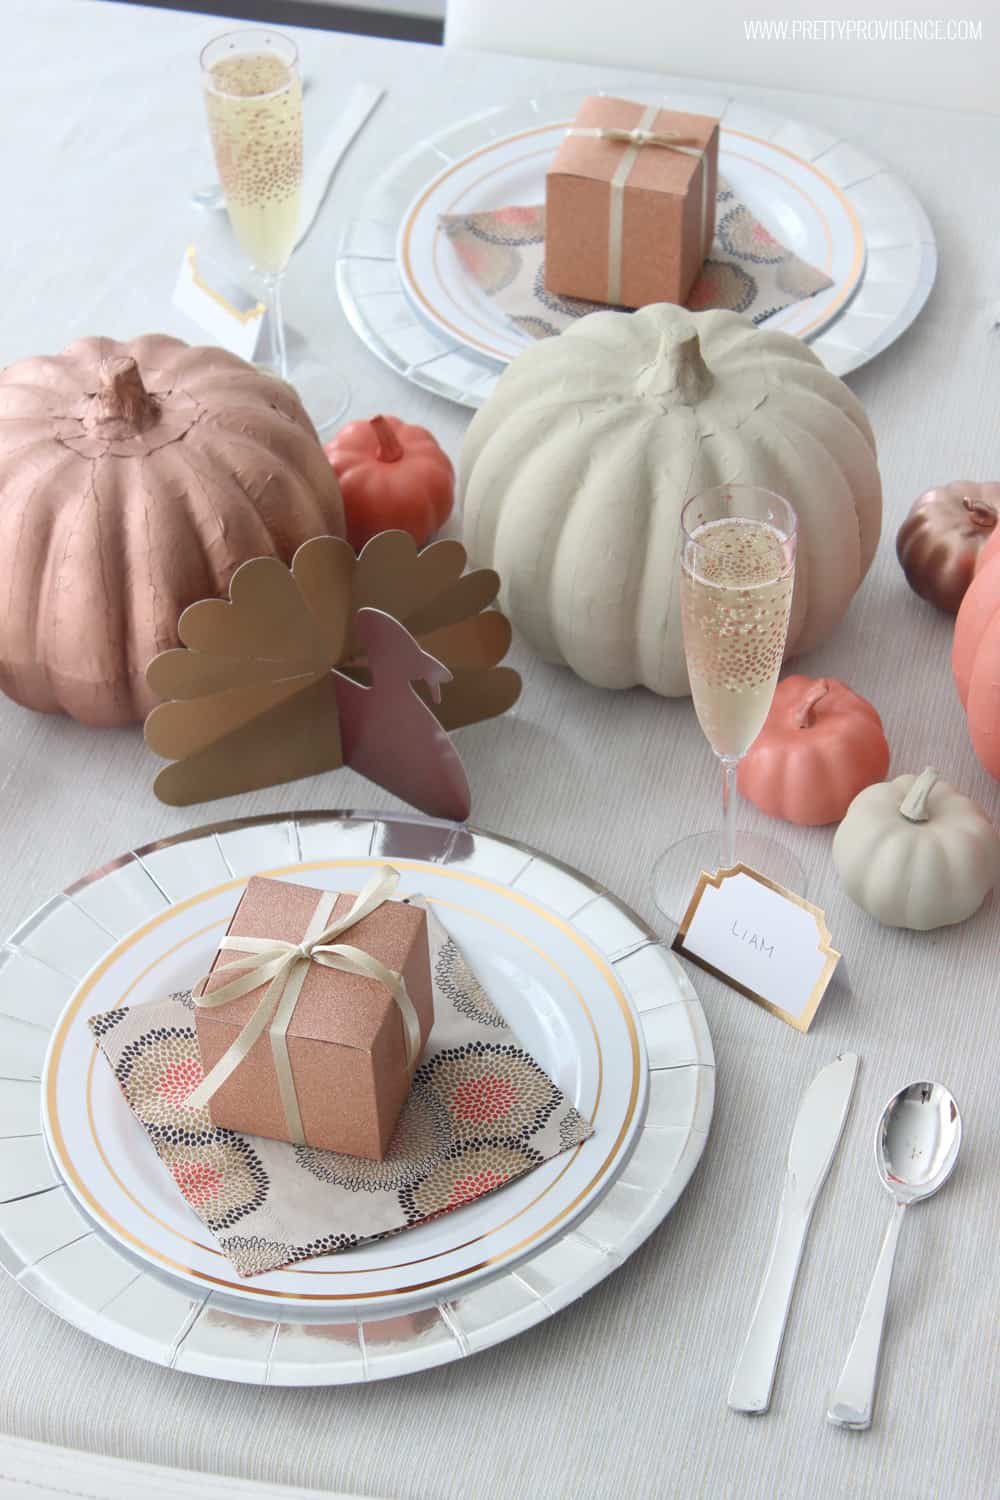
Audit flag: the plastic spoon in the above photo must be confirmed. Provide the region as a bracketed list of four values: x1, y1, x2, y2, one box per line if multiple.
[827, 1081, 962, 1430]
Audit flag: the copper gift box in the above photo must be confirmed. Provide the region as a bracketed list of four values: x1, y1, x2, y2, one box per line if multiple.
[545, 95, 719, 309]
[195, 876, 434, 1159]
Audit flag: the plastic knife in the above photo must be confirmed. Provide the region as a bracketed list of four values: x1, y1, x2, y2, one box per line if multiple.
[728, 1051, 860, 1414]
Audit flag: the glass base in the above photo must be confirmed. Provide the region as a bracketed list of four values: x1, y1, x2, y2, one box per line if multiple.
[258, 360, 351, 439]
[652, 830, 807, 929]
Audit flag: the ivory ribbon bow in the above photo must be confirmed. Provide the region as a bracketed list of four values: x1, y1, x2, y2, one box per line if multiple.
[186, 866, 422, 1146]
[569, 125, 704, 155]
[568, 104, 711, 304]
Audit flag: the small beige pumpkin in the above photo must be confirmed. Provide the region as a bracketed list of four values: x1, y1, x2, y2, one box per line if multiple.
[832, 767, 1000, 929]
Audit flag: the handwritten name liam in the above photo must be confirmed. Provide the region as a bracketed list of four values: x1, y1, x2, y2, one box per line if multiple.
[731, 920, 774, 959]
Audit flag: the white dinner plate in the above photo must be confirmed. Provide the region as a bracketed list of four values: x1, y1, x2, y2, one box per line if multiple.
[396, 119, 866, 366]
[337, 88, 936, 403]
[42, 840, 645, 1310]
[0, 812, 714, 1384]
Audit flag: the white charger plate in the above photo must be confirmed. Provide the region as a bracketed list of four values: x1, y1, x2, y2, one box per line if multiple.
[337, 88, 936, 403]
[396, 119, 866, 365]
[0, 813, 714, 1384]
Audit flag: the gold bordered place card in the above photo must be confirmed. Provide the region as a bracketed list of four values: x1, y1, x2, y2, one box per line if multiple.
[672, 865, 840, 1031]
[173, 245, 266, 361]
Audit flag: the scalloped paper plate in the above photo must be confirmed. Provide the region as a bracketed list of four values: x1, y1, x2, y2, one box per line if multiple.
[337, 89, 935, 404]
[396, 119, 865, 364]
[0, 813, 714, 1385]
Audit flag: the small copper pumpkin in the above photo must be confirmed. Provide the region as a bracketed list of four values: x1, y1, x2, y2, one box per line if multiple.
[896, 481, 999, 613]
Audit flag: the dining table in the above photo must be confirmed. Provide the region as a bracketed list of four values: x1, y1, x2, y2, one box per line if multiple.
[2, 2, 999, 1497]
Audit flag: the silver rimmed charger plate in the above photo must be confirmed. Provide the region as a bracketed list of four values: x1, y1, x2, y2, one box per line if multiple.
[337, 88, 936, 404]
[0, 812, 713, 1385]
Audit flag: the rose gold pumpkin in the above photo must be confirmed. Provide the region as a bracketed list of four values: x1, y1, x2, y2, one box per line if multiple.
[0, 334, 345, 726]
[896, 480, 999, 613]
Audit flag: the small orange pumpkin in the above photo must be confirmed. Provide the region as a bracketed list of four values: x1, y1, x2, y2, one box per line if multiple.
[324, 415, 454, 551]
[737, 676, 890, 826]
[953, 526, 1000, 779]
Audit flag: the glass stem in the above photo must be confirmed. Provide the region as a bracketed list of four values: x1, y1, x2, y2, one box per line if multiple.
[260, 272, 288, 381]
[721, 756, 739, 870]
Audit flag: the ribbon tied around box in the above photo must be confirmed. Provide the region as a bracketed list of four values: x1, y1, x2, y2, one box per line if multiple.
[569, 124, 704, 156]
[186, 865, 421, 1145]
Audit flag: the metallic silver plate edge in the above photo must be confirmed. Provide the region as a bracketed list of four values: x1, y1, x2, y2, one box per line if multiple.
[336, 90, 936, 405]
[1, 811, 714, 1385]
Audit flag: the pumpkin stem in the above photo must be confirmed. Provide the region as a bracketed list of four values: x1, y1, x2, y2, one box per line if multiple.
[370, 414, 403, 463]
[638, 329, 713, 406]
[962, 495, 997, 531]
[95, 357, 158, 431]
[796, 678, 830, 729]
[899, 767, 939, 823]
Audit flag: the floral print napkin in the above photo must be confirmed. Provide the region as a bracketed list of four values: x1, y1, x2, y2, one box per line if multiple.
[439, 177, 832, 339]
[90, 900, 592, 1278]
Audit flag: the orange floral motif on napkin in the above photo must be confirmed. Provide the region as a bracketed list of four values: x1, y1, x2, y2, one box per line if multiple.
[440, 178, 832, 339]
[90, 902, 593, 1277]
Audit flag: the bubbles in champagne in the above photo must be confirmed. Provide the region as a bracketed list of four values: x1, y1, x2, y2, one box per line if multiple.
[204, 53, 302, 271]
[681, 518, 795, 758]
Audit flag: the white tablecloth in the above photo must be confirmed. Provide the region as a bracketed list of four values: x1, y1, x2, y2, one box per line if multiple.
[1, 4, 999, 1497]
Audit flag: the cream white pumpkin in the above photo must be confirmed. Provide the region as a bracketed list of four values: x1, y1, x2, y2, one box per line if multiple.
[460, 306, 882, 695]
[832, 768, 1000, 930]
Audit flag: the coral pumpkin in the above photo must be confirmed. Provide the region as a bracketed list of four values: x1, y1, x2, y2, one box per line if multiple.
[325, 415, 454, 551]
[953, 526, 1000, 778]
[737, 676, 890, 826]
[0, 334, 345, 727]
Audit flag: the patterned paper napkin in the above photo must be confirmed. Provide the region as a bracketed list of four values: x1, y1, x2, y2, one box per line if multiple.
[90, 900, 592, 1278]
[439, 177, 832, 339]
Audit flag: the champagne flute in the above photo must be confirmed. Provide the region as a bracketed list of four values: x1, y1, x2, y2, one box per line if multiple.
[200, 30, 348, 430]
[653, 484, 803, 923]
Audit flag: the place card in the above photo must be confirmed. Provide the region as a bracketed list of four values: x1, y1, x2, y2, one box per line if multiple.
[173, 245, 267, 361]
[672, 865, 840, 1031]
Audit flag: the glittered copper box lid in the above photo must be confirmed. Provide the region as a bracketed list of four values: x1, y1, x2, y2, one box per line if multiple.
[195, 875, 434, 1158]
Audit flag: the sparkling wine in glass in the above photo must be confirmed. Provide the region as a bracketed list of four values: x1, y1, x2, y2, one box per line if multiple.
[653, 484, 802, 923]
[200, 30, 348, 431]
[682, 513, 795, 766]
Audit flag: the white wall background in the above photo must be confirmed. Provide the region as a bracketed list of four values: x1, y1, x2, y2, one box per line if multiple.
[445, 0, 996, 114]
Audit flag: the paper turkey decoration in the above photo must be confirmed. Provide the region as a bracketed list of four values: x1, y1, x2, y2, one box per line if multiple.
[144, 531, 521, 817]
